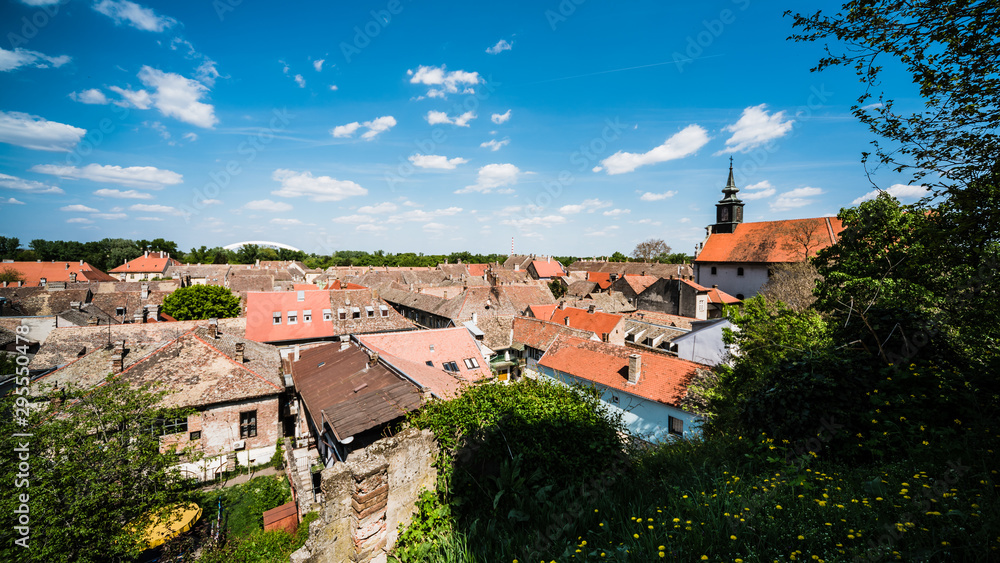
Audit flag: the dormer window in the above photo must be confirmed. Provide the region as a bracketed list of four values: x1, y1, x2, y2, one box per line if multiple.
[352, 307, 361, 319]
[365, 306, 374, 318]
[463, 358, 480, 369]
[338, 308, 346, 321]
[323, 309, 332, 321]
[116, 307, 126, 316]
[379, 305, 389, 317]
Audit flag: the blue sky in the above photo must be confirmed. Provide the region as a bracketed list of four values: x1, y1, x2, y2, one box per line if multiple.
[0, 0, 930, 257]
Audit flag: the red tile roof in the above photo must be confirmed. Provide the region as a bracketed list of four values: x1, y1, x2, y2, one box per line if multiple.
[527, 304, 558, 319]
[512, 316, 597, 351]
[357, 327, 490, 382]
[619, 275, 659, 295]
[696, 217, 844, 264]
[466, 264, 489, 277]
[538, 335, 703, 406]
[109, 253, 175, 273]
[680, 279, 742, 304]
[547, 306, 623, 337]
[586, 272, 612, 290]
[530, 260, 566, 278]
[1, 261, 116, 286]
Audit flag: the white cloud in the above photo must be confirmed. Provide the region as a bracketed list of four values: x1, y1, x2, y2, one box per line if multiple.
[639, 191, 677, 202]
[31, 163, 182, 189]
[0, 173, 64, 194]
[852, 184, 930, 205]
[70, 89, 109, 105]
[109, 85, 152, 109]
[480, 138, 510, 151]
[93, 0, 176, 32]
[137, 66, 218, 128]
[294, 74, 305, 88]
[244, 199, 293, 212]
[3, 198, 25, 205]
[271, 169, 367, 202]
[485, 39, 512, 54]
[183, 132, 198, 142]
[387, 207, 462, 223]
[741, 180, 776, 201]
[92, 212, 127, 220]
[195, 60, 220, 87]
[423, 222, 448, 234]
[408, 154, 468, 170]
[313, 59, 325, 72]
[603, 208, 630, 216]
[60, 204, 99, 212]
[680, 217, 691, 223]
[329, 84, 339, 91]
[560, 198, 611, 214]
[0, 47, 70, 71]
[129, 203, 185, 215]
[356, 224, 387, 233]
[491, 110, 511, 124]
[333, 214, 375, 224]
[270, 218, 302, 225]
[67, 218, 94, 224]
[201, 199, 222, 205]
[456, 163, 521, 194]
[771, 186, 824, 211]
[500, 215, 567, 228]
[357, 202, 398, 214]
[718, 104, 794, 154]
[585, 225, 620, 237]
[426, 110, 476, 127]
[407, 65, 481, 97]
[330, 116, 396, 140]
[599, 125, 710, 174]
[0, 110, 85, 152]
[136, 216, 163, 221]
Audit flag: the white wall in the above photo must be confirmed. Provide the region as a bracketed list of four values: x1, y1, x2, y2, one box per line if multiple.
[695, 263, 769, 299]
[674, 318, 731, 366]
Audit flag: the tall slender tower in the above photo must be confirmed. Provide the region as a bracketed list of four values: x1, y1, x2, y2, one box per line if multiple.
[712, 157, 744, 234]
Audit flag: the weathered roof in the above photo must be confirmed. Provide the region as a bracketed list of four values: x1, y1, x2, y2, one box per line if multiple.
[539, 335, 703, 406]
[357, 327, 490, 382]
[0, 261, 115, 286]
[623, 310, 698, 330]
[679, 279, 742, 304]
[565, 280, 599, 297]
[547, 306, 624, 338]
[562, 292, 637, 314]
[0, 288, 93, 317]
[109, 253, 174, 273]
[615, 275, 660, 295]
[512, 316, 597, 351]
[569, 261, 694, 278]
[695, 217, 844, 264]
[477, 315, 514, 351]
[291, 342, 421, 439]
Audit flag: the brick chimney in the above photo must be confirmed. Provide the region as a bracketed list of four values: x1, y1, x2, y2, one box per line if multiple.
[368, 351, 379, 367]
[443, 290, 448, 299]
[87, 317, 99, 326]
[627, 353, 641, 384]
[111, 354, 123, 373]
[559, 300, 566, 310]
[564, 316, 570, 326]
[69, 272, 77, 283]
[588, 304, 596, 314]
[148, 305, 158, 320]
[208, 318, 218, 338]
[141, 283, 149, 300]
[234, 342, 244, 363]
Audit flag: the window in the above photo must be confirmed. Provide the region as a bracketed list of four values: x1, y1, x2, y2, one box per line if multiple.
[303, 310, 312, 323]
[272, 312, 281, 325]
[443, 361, 459, 372]
[352, 307, 361, 319]
[365, 306, 374, 318]
[737, 267, 745, 276]
[425, 360, 434, 367]
[288, 312, 297, 325]
[150, 417, 187, 437]
[668, 416, 683, 436]
[379, 305, 389, 317]
[338, 308, 346, 321]
[767, 268, 774, 278]
[610, 394, 620, 405]
[116, 307, 126, 316]
[189, 430, 201, 440]
[710, 266, 717, 275]
[323, 309, 332, 321]
[463, 357, 480, 369]
[240, 410, 257, 438]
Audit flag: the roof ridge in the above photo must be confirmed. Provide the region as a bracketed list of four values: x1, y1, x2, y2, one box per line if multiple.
[192, 333, 283, 392]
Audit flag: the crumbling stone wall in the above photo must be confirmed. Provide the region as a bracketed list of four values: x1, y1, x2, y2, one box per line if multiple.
[291, 427, 437, 563]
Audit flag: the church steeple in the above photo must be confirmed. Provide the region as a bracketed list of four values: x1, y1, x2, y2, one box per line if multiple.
[713, 157, 744, 234]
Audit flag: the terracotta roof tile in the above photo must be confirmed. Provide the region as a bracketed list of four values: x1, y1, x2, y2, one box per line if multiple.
[512, 317, 597, 351]
[696, 217, 844, 263]
[109, 253, 175, 274]
[530, 260, 566, 278]
[1, 261, 115, 286]
[547, 306, 623, 336]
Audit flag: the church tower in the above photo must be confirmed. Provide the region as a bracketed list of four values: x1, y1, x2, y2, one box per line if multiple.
[712, 157, 744, 234]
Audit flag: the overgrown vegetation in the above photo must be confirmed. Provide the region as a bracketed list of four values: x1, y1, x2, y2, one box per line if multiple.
[161, 284, 242, 320]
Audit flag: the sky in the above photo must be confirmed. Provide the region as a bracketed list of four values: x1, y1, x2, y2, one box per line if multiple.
[0, 0, 932, 257]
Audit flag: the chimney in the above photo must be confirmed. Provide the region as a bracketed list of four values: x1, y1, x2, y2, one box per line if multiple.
[208, 318, 218, 338]
[471, 312, 478, 325]
[87, 317, 99, 326]
[133, 312, 144, 324]
[588, 304, 596, 314]
[294, 344, 300, 361]
[144, 250, 149, 258]
[368, 351, 379, 367]
[559, 300, 566, 310]
[141, 283, 149, 300]
[514, 264, 519, 272]
[628, 354, 641, 384]
[118, 339, 126, 358]
[148, 305, 158, 320]
[234, 342, 244, 363]
[111, 354, 123, 373]
[65, 263, 69, 269]
[443, 290, 448, 299]
[564, 316, 570, 326]
[69, 272, 77, 283]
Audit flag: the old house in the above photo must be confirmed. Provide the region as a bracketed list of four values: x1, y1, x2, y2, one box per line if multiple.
[0, 260, 116, 287]
[634, 278, 740, 320]
[109, 251, 176, 282]
[356, 327, 491, 386]
[545, 303, 628, 345]
[511, 316, 599, 375]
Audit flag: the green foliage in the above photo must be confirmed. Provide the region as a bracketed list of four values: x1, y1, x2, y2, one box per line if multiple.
[162, 284, 241, 320]
[0, 235, 20, 259]
[0, 265, 25, 284]
[196, 509, 318, 563]
[548, 279, 566, 299]
[0, 378, 190, 562]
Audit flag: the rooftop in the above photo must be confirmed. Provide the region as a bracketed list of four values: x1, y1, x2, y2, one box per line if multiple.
[696, 217, 844, 264]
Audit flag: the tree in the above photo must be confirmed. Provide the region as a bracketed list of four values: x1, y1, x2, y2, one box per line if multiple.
[658, 252, 691, 264]
[759, 261, 822, 312]
[161, 285, 241, 320]
[608, 251, 629, 262]
[0, 236, 19, 259]
[236, 244, 260, 264]
[780, 222, 822, 261]
[786, 1, 1000, 192]
[631, 238, 670, 262]
[548, 279, 566, 299]
[0, 378, 191, 562]
[0, 266, 25, 284]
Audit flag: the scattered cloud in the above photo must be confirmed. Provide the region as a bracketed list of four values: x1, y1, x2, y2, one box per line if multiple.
[0, 173, 64, 194]
[0, 110, 85, 152]
[585, 225, 620, 237]
[456, 163, 521, 194]
[423, 222, 448, 235]
[67, 217, 94, 224]
[244, 199, 293, 212]
[485, 39, 512, 55]
[331, 116, 396, 140]
[861, 102, 884, 111]
[129, 203, 186, 215]
[136, 66, 218, 128]
[270, 218, 302, 225]
[771, 186, 824, 211]
[717, 104, 794, 154]
[639, 191, 677, 202]
[480, 138, 510, 151]
[357, 202, 399, 214]
[387, 207, 462, 223]
[603, 208, 630, 217]
[60, 204, 99, 213]
[426, 110, 476, 127]
[407, 65, 481, 97]
[408, 154, 468, 170]
[93, 0, 176, 32]
[598, 125, 709, 174]
[136, 216, 163, 221]
[109, 85, 152, 109]
[740, 180, 776, 201]
[201, 199, 222, 205]
[183, 132, 198, 142]
[560, 198, 612, 214]
[92, 212, 127, 220]
[852, 183, 930, 205]
[491, 110, 511, 124]
[356, 224, 387, 233]
[271, 169, 368, 202]
[329, 85, 339, 91]
[2, 198, 25, 205]
[500, 215, 567, 228]
[313, 59, 325, 72]
[30, 163, 182, 189]
[332, 214, 375, 224]
[294, 74, 305, 88]
[0, 46, 70, 72]
[70, 89, 109, 105]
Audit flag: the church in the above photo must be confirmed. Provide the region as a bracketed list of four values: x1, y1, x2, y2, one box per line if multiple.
[693, 161, 844, 299]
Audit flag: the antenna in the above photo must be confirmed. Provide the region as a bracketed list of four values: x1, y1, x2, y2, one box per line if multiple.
[510, 237, 514, 257]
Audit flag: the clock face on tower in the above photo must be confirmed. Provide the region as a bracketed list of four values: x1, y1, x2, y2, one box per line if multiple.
[720, 207, 729, 222]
